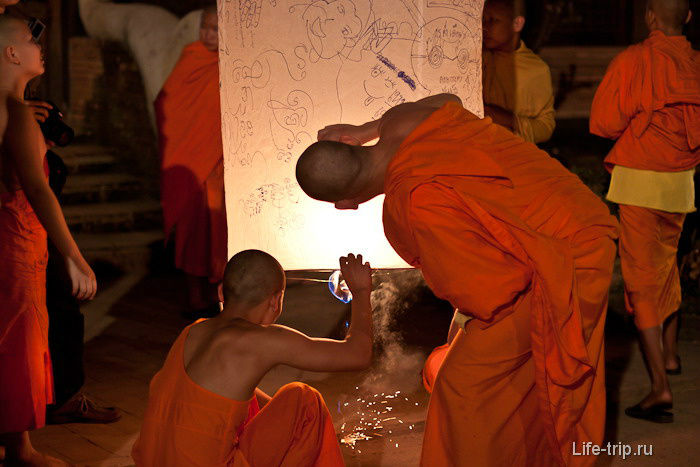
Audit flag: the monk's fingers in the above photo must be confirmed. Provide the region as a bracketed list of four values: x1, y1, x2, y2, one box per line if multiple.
[87, 278, 97, 301]
[31, 100, 53, 109]
[33, 108, 49, 122]
[73, 279, 85, 300]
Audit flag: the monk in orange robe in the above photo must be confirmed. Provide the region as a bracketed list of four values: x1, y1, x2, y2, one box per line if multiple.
[132, 250, 373, 466]
[297, 94, 618, 466]
[590, 0, 699, 423]
[0, 16, 96, 465]
[156, 6, 225, 318]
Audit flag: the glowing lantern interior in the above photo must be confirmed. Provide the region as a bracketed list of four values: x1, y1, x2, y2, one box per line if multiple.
[219, 0, 484, 270]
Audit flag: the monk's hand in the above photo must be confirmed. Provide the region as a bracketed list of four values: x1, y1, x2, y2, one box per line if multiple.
[24, 99, 53, 123]
[318, 124, 363, 145]
[339, 253, 372, 294]
[65, 255, 98, 301]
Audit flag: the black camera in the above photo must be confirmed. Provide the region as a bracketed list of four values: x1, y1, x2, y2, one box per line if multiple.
[37, 101, 74, 147]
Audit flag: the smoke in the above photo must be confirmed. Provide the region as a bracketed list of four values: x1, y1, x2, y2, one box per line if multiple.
[360, 270, 427, 394]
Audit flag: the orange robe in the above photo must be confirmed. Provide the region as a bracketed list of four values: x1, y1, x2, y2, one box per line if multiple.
[156, 41, 227, 283]
[0, 189, 53, 433]
[590, 31, 700, 330]
[421, 344, 448, 394]
[132, 324, 344, 466]
[383, 102, 618, 466]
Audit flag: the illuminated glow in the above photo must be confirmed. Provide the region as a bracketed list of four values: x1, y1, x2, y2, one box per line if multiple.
[219, 0, 485, 269]
[328, 270, 353, 303]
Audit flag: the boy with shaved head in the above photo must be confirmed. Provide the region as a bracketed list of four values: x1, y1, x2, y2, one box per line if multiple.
[482, 0, 555, 143]
[0, 15, 96, 465]
[591, 0, 699, 423]
[133, 250, 372, 466]
[157, 4, 226, 319]
[298, 93, 617, 465]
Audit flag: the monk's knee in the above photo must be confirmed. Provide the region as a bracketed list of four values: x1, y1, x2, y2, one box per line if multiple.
[275, 382, 327, 413]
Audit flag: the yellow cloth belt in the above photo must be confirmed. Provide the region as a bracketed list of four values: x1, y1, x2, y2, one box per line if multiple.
[606, 165, 696, 213]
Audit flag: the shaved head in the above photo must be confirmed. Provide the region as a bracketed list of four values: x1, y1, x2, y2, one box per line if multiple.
[296, 141, 362, 202]
[202, 3, 217, 18]
[0, 15, 26, 48]
[485, 0, 526, 18]
[647, 0, 690, 28]
[223, 250, 285, 308]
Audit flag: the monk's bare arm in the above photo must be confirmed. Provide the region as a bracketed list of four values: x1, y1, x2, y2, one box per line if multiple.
[318, 93, 462, 145]
[6, 100, 96, 299]
[261, 255, 373, 372]
[254, 388, 271, 408]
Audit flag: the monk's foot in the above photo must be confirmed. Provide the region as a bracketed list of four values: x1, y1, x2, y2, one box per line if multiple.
[665, 355, 681, 375]
[636, 390, 673, 410]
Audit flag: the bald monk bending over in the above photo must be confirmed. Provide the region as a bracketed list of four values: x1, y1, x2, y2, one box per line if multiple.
[157, 5, 225, 318]
[132, 250, 373, 466]
[297, 94, 618, 466]
[591, 0, 699, 423]
[1, 16, 96, 465]
[482, 0, 555, 143]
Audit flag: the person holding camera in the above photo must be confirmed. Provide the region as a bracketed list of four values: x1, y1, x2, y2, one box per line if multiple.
[25, 99, 121, 425]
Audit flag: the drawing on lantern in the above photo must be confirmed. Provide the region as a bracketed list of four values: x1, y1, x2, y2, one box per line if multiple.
[410, 17, 480, 92]
[267, 90, 314, 163]
[219, 0, 485, 268]
[296, 0, 366, 61]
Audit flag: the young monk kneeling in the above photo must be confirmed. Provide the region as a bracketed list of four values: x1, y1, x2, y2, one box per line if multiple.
[132, 250, 373, 466]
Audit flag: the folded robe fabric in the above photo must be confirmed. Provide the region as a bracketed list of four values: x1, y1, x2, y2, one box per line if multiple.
[619, 205, 686, 330]
[132, 324, 344, 466]
[156, 41, 226, 282]
[383, 102, 618, 466]
[421, 344, 448, 394]
[590, 31, 700, 173]
[0, 189, 53, 433]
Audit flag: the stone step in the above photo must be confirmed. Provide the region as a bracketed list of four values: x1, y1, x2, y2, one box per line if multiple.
[76, 230, 164, 271]
[63, 199, 162, 233]
[52, 144, 118, 174]
[61, 173, 146, 204]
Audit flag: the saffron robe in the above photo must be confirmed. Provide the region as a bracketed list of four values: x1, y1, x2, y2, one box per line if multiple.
[0, 189, 53, 432]
[132, 324, 344, 466]
[383, 102, 618, 466]
[590, 31, 700, 329]
[483, 41, 556, 144]
[156, 41, 226, 282]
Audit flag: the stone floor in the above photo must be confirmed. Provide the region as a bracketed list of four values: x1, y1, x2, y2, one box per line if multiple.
[22, 270, 700, 466]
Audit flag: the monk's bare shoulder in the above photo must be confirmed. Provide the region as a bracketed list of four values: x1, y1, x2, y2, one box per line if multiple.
[4, 96, 39, 144]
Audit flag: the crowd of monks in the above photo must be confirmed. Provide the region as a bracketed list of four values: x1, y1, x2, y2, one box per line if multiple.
[1, 0, 698, 465]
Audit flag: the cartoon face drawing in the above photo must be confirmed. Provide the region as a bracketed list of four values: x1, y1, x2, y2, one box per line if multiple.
[302, 0, 363, 60]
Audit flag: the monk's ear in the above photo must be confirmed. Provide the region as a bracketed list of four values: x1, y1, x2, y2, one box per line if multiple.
[512, 15, 525, 34]
[686, 10, 692, 25]
[3, 45, 20, 65]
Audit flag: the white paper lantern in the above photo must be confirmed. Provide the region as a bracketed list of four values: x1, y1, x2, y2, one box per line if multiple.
[219, 0, 484, 270]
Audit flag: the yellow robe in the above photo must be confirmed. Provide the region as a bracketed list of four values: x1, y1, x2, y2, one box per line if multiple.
[483, 41, 556, 143]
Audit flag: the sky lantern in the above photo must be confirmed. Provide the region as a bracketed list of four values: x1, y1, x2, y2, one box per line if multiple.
[219, 0, 485, 269]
